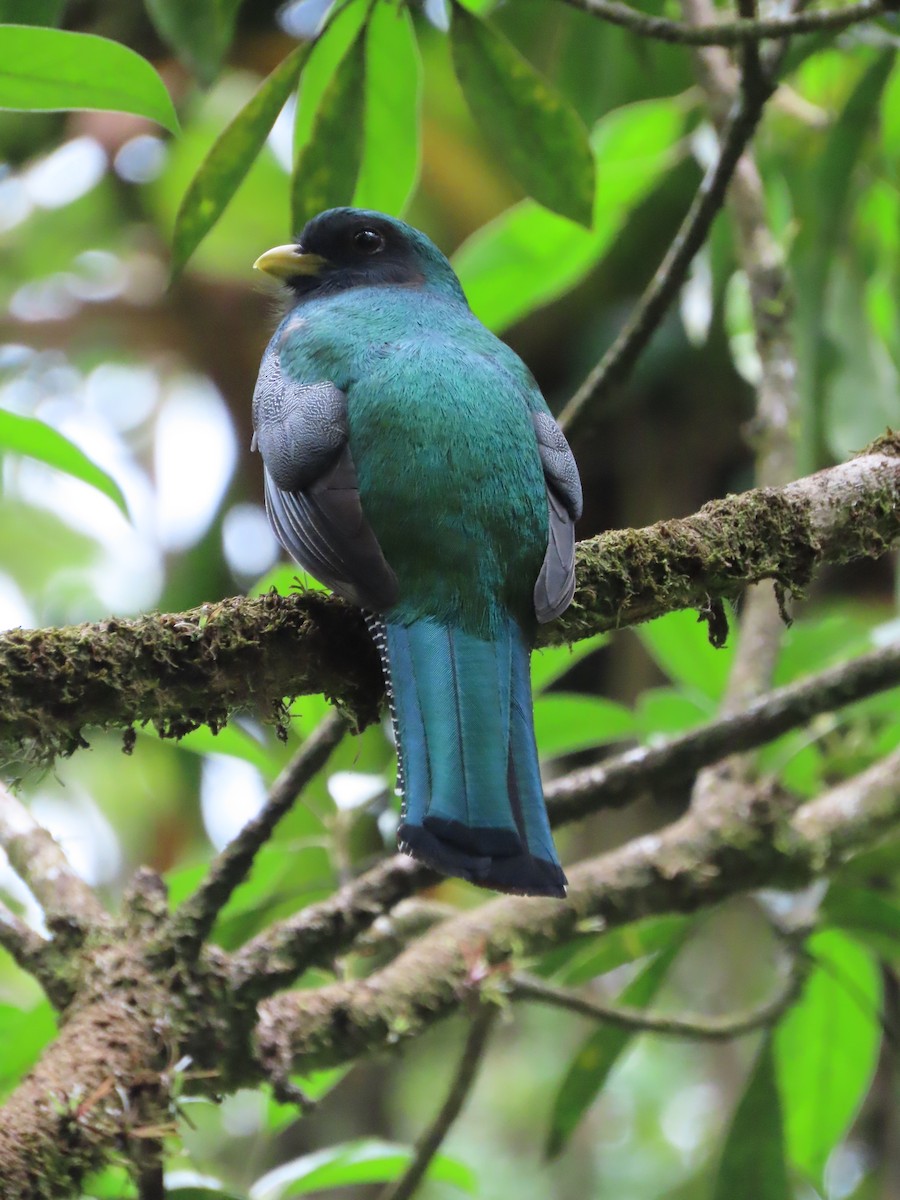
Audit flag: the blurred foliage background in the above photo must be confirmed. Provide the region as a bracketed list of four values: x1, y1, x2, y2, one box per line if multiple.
[0, 0, 899, 1197]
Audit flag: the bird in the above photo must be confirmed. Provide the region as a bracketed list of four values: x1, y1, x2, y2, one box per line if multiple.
[251, 208, 582, 898]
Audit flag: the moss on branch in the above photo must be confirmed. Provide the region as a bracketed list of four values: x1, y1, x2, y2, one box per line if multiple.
[0, 591, 381, 762]
[0, 450, 897, 763]
[253, 751, 900, 1076]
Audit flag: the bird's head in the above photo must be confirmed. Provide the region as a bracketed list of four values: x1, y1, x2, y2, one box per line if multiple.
[253, 208, 467, 305]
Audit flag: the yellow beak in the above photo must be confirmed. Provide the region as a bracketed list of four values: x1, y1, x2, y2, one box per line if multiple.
[252, 244, 328, 279]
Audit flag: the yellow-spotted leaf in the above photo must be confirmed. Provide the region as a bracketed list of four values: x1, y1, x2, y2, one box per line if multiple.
[291, 24, 367, 231]
[172, 43, 311, 277]
[449, 3, 594, 226]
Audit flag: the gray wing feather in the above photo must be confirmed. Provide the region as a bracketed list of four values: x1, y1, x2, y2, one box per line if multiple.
[532, 411, 582, 624]
[253, 349, 398, 610]
[253, 351, 346, 493]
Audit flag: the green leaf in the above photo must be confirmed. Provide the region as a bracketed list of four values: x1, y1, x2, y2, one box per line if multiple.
[712, 1039, 790, 1200]
[533, 693, 637, 758]
[166, 1191, 243, 1200]
[0, 410, 127, 515]
[145, 721, 285, 778]
[0, 26, 179, 131]
[823, 263, 899, 460]
[775, 929, 880, 1184]
[545, 940, 682, 1159]
[352, 3, 421, 215]
[291, 24, 367, 232]
[449, 4, 594, 226]
[292, 0, 367, 155]
[82, 1164, 138, 1199]
[822, 884, 900, 960]
[144, 0, 243, 87]
[882, 60, 900, 163]
[453, 97, 683, 331]
[547, 915, 691, 987]
[165, 1176, 244, 1200]
[636, 608, 733, 703]
[635, 687, 708, 738]
[531, 632, 607, 693]
[0, 1001, 56, 1097]
[773, 612, 871, 687]
[171, 43, 311, 277]
[0, 1, 65, 24]
[266, 1066, 351, 1131]
[793, 50, 894, 470]
[249, 1139, 475, 1199]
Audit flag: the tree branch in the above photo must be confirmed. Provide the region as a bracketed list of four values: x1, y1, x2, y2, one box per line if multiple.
[167, 710, 347, 961]
[252, 747, 900, 1077]
[2, 444, 897, 761]
[0, 782, 107, 934]
[546, 637, 900, 824]
[558, 59, 774, 432]
[221, 632, 900, 1003]
[3, 750, 899, 1193]
[0, 906, 172, 1197]
[376, 1006, 496, 1200]
[0, 899, 61, 996]
[559, 0, 884, 45]
[547, 445, 900, 644]
[509, 954, 808, 1038]
[0, 591, 382, 762]
[231, 854, 434, 1003]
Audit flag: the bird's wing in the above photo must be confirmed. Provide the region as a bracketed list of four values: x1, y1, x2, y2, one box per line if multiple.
[253, 359, 398, 609]
[532, 411, 583, 623]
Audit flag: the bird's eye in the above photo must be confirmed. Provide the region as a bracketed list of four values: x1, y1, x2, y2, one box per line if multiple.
[353, 228, 385, 254]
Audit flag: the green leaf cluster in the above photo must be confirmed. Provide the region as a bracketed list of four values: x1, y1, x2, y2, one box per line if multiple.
[170, 0, 598, 273]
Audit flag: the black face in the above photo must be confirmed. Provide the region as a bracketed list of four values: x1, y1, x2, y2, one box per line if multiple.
[289, 209, 425, 297]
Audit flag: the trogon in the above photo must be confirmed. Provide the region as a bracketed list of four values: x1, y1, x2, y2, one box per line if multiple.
[252, 208, 582, 898]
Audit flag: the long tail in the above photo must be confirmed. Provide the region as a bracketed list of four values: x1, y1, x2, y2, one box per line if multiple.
[367, 614, 566, 898]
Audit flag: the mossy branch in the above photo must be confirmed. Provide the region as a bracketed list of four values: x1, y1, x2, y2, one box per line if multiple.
[252, 747, 900, 1076]
[2, 641, 900, 1194]
[0, 444, 897, 764]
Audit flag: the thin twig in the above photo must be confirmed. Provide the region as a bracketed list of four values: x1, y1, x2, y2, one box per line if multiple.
[791, 745, 900, 861]
[0, 900, 47, 970]
[0, 901, 75, 1009]
[681, 0, 801, 819]
[256, 745, 900, 1074]
[546, 638, 900, 824]
[560, 0, 883, 44]
[510, 957, 808, 1038]
[0, 782, 107, 933]
[376, 1006, 497, 1200]
[231, 853, 433, 1002]
[558, 63, 774, 432]
[168, 710, 347, 960]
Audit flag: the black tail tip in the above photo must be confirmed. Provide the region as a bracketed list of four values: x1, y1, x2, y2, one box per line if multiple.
[399, 820, 567, 899]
